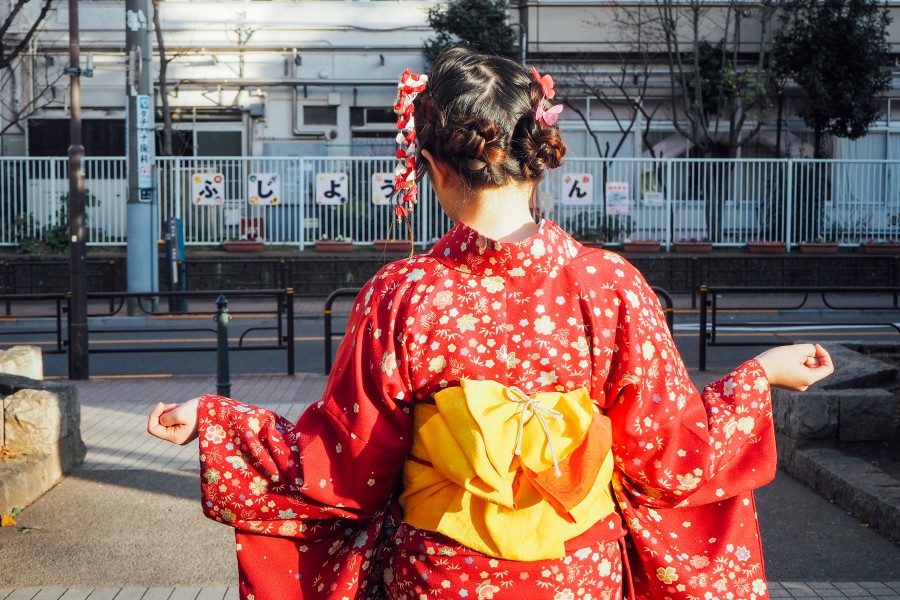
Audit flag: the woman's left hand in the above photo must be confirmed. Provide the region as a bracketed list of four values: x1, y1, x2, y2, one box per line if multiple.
[147, 397, 201, 445]
[755, 343, 835, 391]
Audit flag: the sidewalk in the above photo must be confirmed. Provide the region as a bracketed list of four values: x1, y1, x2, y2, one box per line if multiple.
[1, 373, 899, 599]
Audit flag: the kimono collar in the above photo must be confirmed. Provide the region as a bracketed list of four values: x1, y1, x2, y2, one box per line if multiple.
[428, 219, 580, 276]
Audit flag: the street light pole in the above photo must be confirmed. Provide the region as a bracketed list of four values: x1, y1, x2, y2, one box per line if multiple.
[66, 0, 89, 379]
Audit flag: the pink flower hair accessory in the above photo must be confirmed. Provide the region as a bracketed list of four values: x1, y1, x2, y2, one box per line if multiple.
[393, 68, 428, 220]
[531, 67, 562, 126]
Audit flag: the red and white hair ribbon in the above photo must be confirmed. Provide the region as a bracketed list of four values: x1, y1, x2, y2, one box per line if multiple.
[393, 68, 428, 220]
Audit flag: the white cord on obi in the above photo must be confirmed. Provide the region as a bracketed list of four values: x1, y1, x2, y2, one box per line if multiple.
[505, 386, 564, 477]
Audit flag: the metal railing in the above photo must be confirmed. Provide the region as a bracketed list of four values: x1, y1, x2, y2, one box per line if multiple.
[5, 156, 900, 249]
[698, 285, 900, 370]
[0, 289, 296, 377]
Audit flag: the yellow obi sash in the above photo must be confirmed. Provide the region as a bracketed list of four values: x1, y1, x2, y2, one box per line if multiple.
[399, 379, 616, 561]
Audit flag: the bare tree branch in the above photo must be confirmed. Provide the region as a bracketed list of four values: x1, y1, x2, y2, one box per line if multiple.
[0, 0, 54, 69]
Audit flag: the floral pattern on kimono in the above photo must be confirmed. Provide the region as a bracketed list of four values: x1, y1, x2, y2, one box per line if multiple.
[196, 219, 775, 600]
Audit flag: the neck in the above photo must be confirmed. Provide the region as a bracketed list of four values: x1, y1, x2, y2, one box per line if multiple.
[454, 182, 539, 242]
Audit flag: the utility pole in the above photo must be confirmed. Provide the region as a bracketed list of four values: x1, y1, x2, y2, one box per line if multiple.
[126, 0, 158, 315]
[66, 0, 89, 379]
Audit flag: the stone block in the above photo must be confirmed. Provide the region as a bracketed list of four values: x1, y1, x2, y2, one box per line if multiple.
[838, 389, 896, 442]
[817, 344, 898, 390]
[0, 346, 43, 381]
[0, 374, 86, 515]
[772, 389, 839, 440]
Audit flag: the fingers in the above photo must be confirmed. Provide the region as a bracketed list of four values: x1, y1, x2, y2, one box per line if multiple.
[158, 403, 184, 427]
[147, 402, 166, 438]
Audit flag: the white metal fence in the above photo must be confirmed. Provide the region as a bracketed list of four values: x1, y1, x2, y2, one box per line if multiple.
[2, 156, 900, 249]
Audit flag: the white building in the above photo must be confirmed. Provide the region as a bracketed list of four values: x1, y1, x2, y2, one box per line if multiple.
[4, 0, 900, 161]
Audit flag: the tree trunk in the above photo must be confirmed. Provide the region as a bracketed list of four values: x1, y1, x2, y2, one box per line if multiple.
[152, 0, 174, 156]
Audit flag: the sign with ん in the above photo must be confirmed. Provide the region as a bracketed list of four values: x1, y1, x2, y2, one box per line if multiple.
[316, 172, 349, 205]
[248, 173, 280, 206]
[561, 174, 594, 206]
[192, 173, 225, 205]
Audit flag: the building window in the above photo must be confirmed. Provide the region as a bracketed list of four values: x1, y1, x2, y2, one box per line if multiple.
[303, 105, 338, 126]
[350, 106, 396, 127]
[28, 119, 126, 156]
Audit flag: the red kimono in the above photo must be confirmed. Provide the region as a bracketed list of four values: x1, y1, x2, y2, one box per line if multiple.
[196, 220, 776, 600]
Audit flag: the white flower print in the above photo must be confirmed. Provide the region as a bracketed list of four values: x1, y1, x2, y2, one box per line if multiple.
[457, 313, 478, 333]
[249, 476, 268, 495]
[625, 289, 641, 308]
[429, 355, 447, 373]
[380, 352, 397, 377]
[433, 290, 454, 309]
[247, 417, 261, 434]
[553, 590, 574, 600]
[534, 315, 555, 335]
[752, 579, 767, 595]
[723, 378, 736, 395]
[531, 238, 546, 258]
[539, 370, 558, 385]
[736, 416, 755, 434]
[676, 472, 702, 491]
[205, 424, 226, 444]
[753, 377, 769, 392]
[656, 566, 679, 584]
[406, 268, 426, 282]
[641, 339, 655, 360]
[735, 546, 752, 561]
[476, 580, 501, 599]
[481, 276, 504, 293]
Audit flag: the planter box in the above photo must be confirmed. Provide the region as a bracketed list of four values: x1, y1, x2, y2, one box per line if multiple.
[747, 241, 787, 254]
[315, 240, 354, 253]
[674, 242, 712, 254]
[223, 240, 264, 253]
[374, 239, 413, 253]
[579, 241, 605, 249]
[861, 243, 900, 255]
[798, 242, 839, 255]
[622, 240, 661, 253]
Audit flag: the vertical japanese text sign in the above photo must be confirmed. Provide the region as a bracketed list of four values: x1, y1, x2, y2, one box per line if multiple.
[192, 173, 225, 205]
[136, 94, 154, 191]
[605, 182, 630, 215]
[248, 173, 280, 205]
[316, 173, 349, 205]
[561, 174, 594, 206]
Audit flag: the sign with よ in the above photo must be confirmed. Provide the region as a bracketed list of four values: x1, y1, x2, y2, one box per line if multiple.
[316, 172, 348, 205]
[248, 173, 280, 206]
[561, 174, 594, 206]
[371, 172, 394, 205]
[605, 181, 630, 215]
[192, 173, 225, 205]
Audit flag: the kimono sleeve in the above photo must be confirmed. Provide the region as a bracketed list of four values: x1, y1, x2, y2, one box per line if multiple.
[197, 273, 414, 538]
[598, 265, 777, 600]
[600, 265, 777, 508]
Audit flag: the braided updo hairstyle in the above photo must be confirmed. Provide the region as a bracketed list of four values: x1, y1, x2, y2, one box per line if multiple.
[414, 46, 566, 191]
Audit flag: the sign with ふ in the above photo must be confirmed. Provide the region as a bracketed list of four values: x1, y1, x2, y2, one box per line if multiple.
[192, 173, 225, 205]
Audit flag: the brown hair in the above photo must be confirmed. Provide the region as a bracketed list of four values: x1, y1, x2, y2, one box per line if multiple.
[414, 46, 566, 191]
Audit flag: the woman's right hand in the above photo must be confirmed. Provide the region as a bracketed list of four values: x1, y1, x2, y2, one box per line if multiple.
[147, 397, 200, 445]
[755, 343, 835, 391]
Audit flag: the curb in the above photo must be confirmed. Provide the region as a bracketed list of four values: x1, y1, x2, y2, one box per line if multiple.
[0, 453, 60, 516]
[779, 438, 900, 545]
